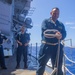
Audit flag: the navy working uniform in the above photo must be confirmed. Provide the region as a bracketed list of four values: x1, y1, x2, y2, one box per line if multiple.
[36, 18, 66, 75]
[0, 34, 7, 69]
[16, 32, 30, 68]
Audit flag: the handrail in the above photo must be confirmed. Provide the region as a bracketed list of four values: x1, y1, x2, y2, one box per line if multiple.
[64, 66, 74, 75]
[63, 39, 72, 47]
[63, 39, 75, 75]
[64, 54, 75, 64]
[29, 40, 75, 75]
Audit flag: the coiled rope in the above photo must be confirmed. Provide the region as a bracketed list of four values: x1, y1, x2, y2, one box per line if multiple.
[43, 29, 59, 38]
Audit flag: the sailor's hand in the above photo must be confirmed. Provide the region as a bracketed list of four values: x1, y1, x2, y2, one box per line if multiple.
[19, 42, 22, 46]
[24, 43, 28, 46]
[17, 40, 22, 46]
[55, 31, 62, 39]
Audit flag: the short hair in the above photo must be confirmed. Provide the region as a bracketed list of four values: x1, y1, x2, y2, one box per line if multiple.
[52, 7, 59, 11]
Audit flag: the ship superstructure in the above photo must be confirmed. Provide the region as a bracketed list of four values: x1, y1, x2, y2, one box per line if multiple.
[0, 0, 34, 56]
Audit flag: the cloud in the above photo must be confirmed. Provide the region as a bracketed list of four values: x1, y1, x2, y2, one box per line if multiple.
[70, 26, 75, 29]
[65, 22, 75, 25]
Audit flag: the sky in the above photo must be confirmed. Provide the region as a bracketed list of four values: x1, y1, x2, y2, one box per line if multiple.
[28, 0, 75, 46]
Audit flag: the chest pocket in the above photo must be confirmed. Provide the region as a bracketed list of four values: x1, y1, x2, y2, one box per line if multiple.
[46, 21, 56, 29]
[46, 22, 54, 29]
[56, 25, 63, 32]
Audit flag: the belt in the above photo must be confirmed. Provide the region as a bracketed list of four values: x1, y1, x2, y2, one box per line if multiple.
[42, 41, 59, 45]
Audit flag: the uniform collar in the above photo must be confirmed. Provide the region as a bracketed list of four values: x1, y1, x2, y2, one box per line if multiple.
[47, 17, 58, 26]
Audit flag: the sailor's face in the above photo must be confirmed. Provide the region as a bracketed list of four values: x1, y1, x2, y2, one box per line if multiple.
[51, 9, 59, 20]
[21, 26, 25, 32]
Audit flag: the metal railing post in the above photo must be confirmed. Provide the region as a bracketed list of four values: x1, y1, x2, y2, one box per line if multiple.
[36, 43, 38, 64]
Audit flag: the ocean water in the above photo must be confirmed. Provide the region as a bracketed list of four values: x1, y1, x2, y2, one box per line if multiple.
[28, 45, 75, 75]
[64, 47, 75, 75]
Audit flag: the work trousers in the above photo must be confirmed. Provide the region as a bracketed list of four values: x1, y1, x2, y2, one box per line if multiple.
[16, 45, 28, 67]
[36, 43, 63, 75]
[0, 45, 6, 68]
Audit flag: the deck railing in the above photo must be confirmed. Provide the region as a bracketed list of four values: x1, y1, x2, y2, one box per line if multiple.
[28, 39, 75, 75]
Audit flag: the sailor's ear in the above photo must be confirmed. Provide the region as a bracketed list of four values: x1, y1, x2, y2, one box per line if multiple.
[50, 12, 52, 15]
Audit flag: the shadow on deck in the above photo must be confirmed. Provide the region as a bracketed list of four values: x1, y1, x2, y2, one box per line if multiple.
[0, 53, 51, 75]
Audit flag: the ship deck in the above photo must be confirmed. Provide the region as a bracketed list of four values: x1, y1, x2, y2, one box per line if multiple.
[0, 53, 52, 75]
